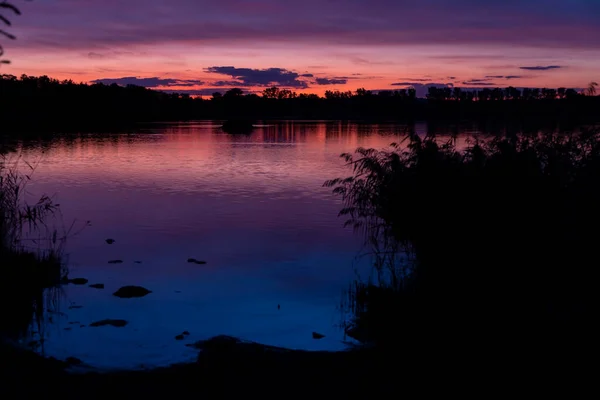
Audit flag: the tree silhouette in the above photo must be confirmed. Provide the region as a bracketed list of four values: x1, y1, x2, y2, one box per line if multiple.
[0, 1, 28, 65]
[586, 81, 598, 96]
[1, 75, 597, 134]
[263, 86, 279, 99]
[223, 88, 244, 98]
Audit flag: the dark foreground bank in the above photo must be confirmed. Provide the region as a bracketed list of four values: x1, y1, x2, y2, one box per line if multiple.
[1, 331, 594, 397]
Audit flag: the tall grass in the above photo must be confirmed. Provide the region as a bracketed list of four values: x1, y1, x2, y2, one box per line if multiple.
[0, 153, 66, 340]
[327, 129, 600, 348]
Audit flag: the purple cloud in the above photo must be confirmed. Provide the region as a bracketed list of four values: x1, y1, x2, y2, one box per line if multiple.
[161, 88, 227, 96]
[315, 77, 348, 85]
[483, 75, 525, 80]
[205, 66, 308, 88]
[87, 52, 105, 59]
[519, 65, 562, 70]
[91, 77, 204, 87]
[462, 81, 496, 86]
[398, 78, 432, 82]
[11, 1, 600, 51]
[392, 81, 450, 86]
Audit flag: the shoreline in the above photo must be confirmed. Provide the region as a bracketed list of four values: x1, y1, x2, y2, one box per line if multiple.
[2, 335, 397, 396]
[3, 332, 590, 396]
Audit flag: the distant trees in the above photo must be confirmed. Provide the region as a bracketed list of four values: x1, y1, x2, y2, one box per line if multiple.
[262, 86, 297, 99]
[1, 74, 599, 134]
[424, 85, 588, 101]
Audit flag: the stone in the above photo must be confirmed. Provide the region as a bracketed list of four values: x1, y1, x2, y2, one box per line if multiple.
[89, 283, 104, 289]
[89, 319, 128, 328]
[113, 285, 152, 298]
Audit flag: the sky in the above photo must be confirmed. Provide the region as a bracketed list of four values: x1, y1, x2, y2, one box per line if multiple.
[2, 0, 599, 97]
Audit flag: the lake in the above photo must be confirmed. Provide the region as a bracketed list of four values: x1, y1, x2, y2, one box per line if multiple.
[10, 121, 477, 370]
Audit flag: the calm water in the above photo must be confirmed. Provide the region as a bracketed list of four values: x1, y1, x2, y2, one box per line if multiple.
[12, 121, 473, 370]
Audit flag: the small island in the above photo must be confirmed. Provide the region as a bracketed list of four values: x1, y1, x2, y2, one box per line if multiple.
[221, 119, 256, 134]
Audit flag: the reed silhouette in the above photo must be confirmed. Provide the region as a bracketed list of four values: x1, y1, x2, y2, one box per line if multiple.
[326, 129, 599, 353]
[0, 155, 66, 340]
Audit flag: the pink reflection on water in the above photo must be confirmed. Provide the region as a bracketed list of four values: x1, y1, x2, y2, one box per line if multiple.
[13, 121, 482, 369]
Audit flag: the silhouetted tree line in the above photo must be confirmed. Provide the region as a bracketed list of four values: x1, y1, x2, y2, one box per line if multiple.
[1, 74, 599, 134]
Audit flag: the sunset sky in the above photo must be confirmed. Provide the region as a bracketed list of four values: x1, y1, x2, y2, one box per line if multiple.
[3, 0, 599, 97]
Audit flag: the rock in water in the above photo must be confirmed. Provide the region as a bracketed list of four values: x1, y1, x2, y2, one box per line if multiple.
[187, 258, 207, 265]
[89, 319, 128, 327]
[105, 239, 116, 244]
[108, 260, 123, 264]
[312, 332, 325, 340]
[113, 285, 152, 298]
[89, 283, 104, 289]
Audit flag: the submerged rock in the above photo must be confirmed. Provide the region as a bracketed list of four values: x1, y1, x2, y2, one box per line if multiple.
[108, 260, 123, 264]
[312, 332, 325, 340]
[113, 285, 152, 298]
[105, 239, 116, 244]
[187, 335, 242, 350]
[182, 331, 190, 336]
[187, 258, 207, 265]
[66, 278, 88, 285]
[89, 319, 128, 328]
[89, 283, 105, 289]
[187, 335, 296, 355]
[175, 334, 185, 340]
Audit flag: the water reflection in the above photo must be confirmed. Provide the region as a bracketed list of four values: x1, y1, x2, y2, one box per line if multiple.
[8, 120, 570, 369]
